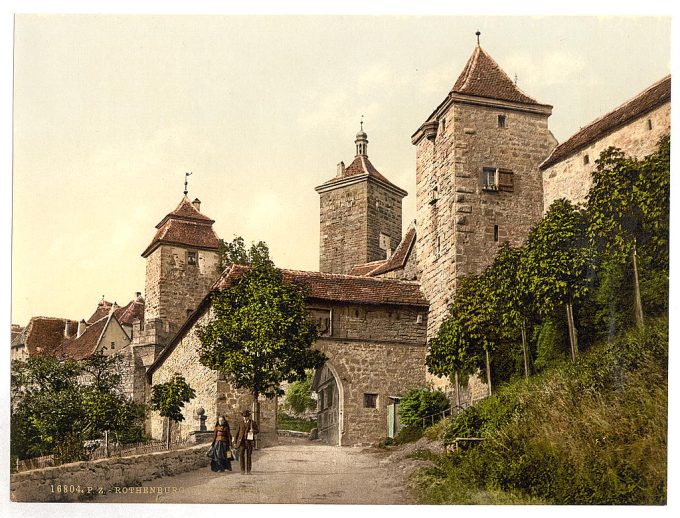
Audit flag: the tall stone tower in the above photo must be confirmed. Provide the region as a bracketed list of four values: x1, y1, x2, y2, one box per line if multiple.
[412, 39, 557, 341]
[316, 126, 407, 274]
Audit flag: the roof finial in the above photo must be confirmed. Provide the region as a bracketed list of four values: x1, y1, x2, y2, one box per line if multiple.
[514, 73, 518, 85]
[183, 171, 192, 196]
[476, 31, 481, 46]
[360, 114, 364, 132]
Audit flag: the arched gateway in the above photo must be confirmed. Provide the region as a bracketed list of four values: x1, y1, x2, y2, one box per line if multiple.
[311, 362, 344, 446]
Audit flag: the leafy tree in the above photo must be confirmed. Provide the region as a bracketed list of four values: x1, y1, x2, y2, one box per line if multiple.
[285, 370, 317, 415]
[587, 137, 670, 328]
[219, 235, 272, 269]
[198, 240, 326, 429]
[524, 199, 592, 361]
[398, 387, 450, 429]
[150, 373, 196, 448]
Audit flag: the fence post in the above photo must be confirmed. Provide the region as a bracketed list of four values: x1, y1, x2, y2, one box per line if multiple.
[104, 430, 109, 458]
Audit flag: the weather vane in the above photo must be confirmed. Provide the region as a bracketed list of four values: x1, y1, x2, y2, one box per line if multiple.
[360, 114, 364, 131]
[184, 172, 192, 196]
[476, 31, 481, 45]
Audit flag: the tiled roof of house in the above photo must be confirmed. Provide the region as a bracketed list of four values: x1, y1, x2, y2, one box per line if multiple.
[147, 264, 429, 380]
[316, 155, 408, 196]
[20, 317, 78, 356]
[141, 196, 220, 257]
[53, 316, 109, 361]
[348, 260, 388, 276]
[540, 75, 671, 170]
[11, 325, 24, 344]
[451, 46, 541, 105]
[114, 295, 145, 325]
[368, 225, 417, 276]
[87, 300, 113, 324]
[215, 265, 428, 308]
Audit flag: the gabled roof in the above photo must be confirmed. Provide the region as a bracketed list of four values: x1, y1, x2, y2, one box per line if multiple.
[141, 196, 220, 257]
[52, 316, 110, 361]
[87, 300, 113, 324]
[451, 46, 540, 105]
[18, 317, 78, 356]
[540, 75, 671, 170]
[114, 296, 145, 326]
[147, 264, 429, 380]
[348, 224, 417, 277]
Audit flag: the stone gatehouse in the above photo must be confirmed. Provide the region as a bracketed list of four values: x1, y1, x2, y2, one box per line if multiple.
[146, 265, 428, 446]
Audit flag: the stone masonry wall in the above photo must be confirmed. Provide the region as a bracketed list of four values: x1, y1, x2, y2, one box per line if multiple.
[150, 308, 277, 443]
[10, 444, 209, 502]
[542, 102, 670, 209]
[366, 180, 403, 262]
[415, 100, 555, 392]
[312, 302, 428, 446]
[319, 182, 369, 274]
[145, 245, 221, 333]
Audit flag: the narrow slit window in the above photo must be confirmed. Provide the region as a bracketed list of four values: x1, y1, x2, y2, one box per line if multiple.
[647, 119, 653, 130]
[187, 251, 197, 265]
[494, 225, 499, 242]
[498, 114, 506, 128]
[583, 154, 590, 165]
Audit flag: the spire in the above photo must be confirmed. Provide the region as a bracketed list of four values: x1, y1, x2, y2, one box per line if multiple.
[355, 116, 368, 157]
[183, 172, 192, 196]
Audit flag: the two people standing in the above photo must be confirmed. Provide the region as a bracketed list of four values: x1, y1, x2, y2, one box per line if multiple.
[209, 409, 259, 475]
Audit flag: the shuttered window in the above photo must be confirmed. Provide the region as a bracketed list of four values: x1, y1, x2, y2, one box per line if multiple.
[498, 169, 514, 192]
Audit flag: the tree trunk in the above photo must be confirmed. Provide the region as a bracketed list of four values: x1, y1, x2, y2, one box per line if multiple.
[253, 391, 261, 450]
[632, 240, 645, 328]
[521, 318, 529, 379]
[485, 349, 492, 397]
[454, 370, 461, 408]
[165, 417, 171, 450]
[565, 303, 579, 362]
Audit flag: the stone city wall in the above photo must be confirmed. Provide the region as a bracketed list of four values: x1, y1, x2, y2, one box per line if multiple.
[10, 444, 209, 502]
[542, 102, 670, 209]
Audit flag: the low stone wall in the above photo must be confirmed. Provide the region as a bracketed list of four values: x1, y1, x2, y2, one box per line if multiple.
[10, 444, 210, 502]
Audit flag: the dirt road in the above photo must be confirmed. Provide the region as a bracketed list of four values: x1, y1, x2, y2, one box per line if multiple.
[95, 436, 427, 504]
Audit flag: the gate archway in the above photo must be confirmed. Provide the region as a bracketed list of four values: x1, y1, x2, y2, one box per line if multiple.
[311, 362, 344, 446]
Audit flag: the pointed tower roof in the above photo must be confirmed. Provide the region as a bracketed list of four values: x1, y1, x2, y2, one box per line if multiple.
[316, 126, 407, 197]
[451, 45, 539, 105]
[141, 196, 220, 257]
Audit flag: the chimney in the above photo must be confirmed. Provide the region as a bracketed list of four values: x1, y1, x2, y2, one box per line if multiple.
[192, 198, 201, 212]
[386, 248, 393, 260]
[337, 161, 345, 177]
[136, 291, 142, 300]
[77, 319, 87, 338]
[63, 320, 73, 339]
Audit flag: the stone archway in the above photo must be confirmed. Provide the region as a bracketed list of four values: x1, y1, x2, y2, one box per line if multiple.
[311, 362, 344, 446]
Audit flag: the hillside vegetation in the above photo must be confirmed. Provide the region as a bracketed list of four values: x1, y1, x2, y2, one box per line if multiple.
[412, 317, 667, 504]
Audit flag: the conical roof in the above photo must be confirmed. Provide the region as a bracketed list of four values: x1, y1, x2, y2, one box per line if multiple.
[451, 46, 539, 105]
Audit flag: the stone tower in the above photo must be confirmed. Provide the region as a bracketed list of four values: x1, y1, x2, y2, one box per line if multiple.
[412, 41, 557, 341]
[316, 127, 407, 274]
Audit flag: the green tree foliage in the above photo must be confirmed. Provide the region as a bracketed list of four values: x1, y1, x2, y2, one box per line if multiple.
[218, 235, 272, 269]
[199, 240, 326, 422]
[398, 387, 450, 429]
[11, 353, 146, 462]
[285, 370, 317, 415]
[150, 373, 196, 424]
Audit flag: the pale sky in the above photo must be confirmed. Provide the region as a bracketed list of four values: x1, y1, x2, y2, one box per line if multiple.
[10, 14, 672, 326]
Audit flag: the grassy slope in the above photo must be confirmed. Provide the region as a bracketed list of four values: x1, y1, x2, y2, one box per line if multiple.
[411, 318, 668, 505]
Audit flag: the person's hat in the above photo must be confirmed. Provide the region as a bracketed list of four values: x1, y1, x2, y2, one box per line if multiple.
[241, 409, 251, 417]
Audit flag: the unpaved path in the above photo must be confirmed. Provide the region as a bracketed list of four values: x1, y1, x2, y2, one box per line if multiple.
[95, 436, 433, 504]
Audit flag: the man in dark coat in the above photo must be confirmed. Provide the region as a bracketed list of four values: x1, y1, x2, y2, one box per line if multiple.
[233, 409, 259, 474]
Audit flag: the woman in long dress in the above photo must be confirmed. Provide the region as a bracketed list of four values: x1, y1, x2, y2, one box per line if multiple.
[209, 415, 232, 472]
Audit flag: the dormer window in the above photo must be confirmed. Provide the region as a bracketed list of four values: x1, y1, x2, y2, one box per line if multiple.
[498, 114, 506, 128]
[187, 251, 197, 266]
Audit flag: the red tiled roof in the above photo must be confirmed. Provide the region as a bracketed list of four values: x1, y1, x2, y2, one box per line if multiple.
[215, 265, 428, 308]
[53, 317, 108, 361]
[114, 297, 145, 326]
[348, 260, 388, 276]
[11, 325, 24, 343]
[451, 46, 541, 105]
[540, 75, 671, 170]
[317, 155, 408, 196]
[87, 300, 113, 324]
[142, 196, 220, 257]
[368, 225, 417, 277]
[21, 317, 78, 357]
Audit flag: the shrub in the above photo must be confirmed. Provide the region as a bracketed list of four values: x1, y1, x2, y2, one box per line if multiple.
[398, 387, 449, 429]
